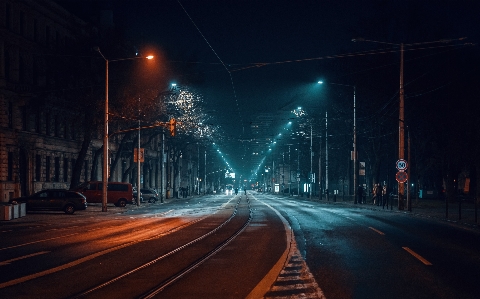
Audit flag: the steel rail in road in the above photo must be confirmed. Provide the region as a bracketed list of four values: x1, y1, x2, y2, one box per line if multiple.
[72, 196, 252, 299]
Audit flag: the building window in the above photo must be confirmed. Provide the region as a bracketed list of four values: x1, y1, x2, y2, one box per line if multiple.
[20, 11, 25, 36]
[46, 156, 51, 181]
[5, 50, 11, 81]
[22, 106, 27, 131]
[35, 155, 41, 181]
[64, 119, 68, 139]
[63, 158, 69, 182]
[7, 152, 14, 181]
[70, 122, 77, 140]
[55, 157, 60, 182]
[6, 3, 11, 30]
[45, 113, 51, 135]
[35, 111, 41, 133]
[34, 19, 38, 42]
[46, 26, 50, 47]
[54, 115, 59, 137]
[33, 58, 39, 86]
[19, 56, 26, 83]
[8, 102, 13, 129]
[71, 158, 76, 182]
[84, 160, 89, 181]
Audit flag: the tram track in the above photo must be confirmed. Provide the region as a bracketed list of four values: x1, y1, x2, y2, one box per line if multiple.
[71, 195, 252, 299]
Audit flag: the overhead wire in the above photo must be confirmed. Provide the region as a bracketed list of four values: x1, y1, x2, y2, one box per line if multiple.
[228, 42, 472, 72]
[177, 0, 244, 136]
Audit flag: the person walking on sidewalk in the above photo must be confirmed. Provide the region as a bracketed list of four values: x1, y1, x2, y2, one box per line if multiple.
[376, 183, 382, 206]
[357, 185, 364, 204]
[382, 184, 388, 209]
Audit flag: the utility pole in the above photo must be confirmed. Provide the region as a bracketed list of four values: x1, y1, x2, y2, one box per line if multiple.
[137, 118, 141, 206]
[204, 150, 206, 195]
[288, 145, 291, 195]
[310, 125, 313, 199]
[398, 43, 405, 210]
[161, 133, 165, 201]
[353, 86, 357, 204]
[197, 144, 200, 195]
[282, 151, 285, 195]
[319, 136, 322, 199]
[102, 58, 109, 212]
[297, 149, 300, 196]
[325, 110, 329, 201]
[407, 128, 411, 211]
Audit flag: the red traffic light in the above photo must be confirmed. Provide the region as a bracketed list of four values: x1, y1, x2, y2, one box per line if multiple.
[169, 118, 176, 136]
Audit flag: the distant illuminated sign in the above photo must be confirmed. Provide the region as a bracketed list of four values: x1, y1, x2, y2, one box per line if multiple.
[225, 172, 236, 179]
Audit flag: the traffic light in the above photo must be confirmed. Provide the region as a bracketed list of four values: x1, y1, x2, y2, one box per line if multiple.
[169, 118, 176, 136]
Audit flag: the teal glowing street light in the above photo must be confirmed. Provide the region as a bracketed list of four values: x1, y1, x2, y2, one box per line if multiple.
[318, 80, 356, 203]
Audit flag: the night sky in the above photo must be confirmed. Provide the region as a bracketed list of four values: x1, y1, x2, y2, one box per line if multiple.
[57, 0, 479, 179]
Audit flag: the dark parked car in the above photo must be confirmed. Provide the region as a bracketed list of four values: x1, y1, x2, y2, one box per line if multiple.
[140, 188, 161, 203]
[9, 189, 87, 214]
[132, 189, 144, 204]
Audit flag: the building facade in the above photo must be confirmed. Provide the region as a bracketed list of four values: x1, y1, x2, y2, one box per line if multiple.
[0, 0, 201, 202]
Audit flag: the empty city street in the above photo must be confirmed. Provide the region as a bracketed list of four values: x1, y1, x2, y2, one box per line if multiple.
[2, 193, 479, 298]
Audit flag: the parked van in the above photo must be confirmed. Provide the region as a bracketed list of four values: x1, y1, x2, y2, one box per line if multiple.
[72, 181, 133, 207]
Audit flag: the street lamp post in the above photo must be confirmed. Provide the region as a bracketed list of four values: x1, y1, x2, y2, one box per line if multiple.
[288, 145, 291, 196]
[309, 125, 313, 199]
[137, 116, 141, 206]
[204, 150, 206, 195]
[352, 38, 406, 208]
[318, 81, 356, 202]
[297, 148, 300, 196]
[103, 56, 109, 212]
[95, 47, 153, 212]
[325, 110, 328, 201]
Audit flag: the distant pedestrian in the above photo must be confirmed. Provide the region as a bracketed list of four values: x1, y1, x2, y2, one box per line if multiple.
[372, 184, 377, 205]
[244, 187, 247, 195]
[382, 184, 388, 208]
[376, 183, 382, 206]
[357, 185, 363, 204]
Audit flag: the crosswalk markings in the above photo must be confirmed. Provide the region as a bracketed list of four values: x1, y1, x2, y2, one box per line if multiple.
[263, 243, 326, 299]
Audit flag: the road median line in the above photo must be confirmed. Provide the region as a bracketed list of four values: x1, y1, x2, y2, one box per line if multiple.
[402, 247, 432, 265]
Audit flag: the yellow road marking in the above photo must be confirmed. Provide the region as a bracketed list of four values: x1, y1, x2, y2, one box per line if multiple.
[403, 247, 432, 265]
[0, 233, 79, 251]
[0, 251, 50, 266]
[369, 226, 385, 235]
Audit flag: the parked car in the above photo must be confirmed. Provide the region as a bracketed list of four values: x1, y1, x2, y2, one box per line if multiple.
[9, 189, 87, 214]
[72, 181, 133, 207]
[140, 188, 161, 203]
[132, 188, 144, 204]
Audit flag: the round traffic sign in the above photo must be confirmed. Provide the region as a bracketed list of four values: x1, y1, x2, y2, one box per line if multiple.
[396, 159, 408, 171]
[396, 171, 408, 183]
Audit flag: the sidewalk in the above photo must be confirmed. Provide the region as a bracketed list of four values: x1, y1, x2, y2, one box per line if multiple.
[288, 194, 480, 230]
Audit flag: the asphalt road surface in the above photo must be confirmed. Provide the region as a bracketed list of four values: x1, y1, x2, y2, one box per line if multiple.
[1, 192, 479, 299]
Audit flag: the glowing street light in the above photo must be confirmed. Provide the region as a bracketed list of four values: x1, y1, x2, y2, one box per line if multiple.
[95, 47, 153, 211]
[318, 80, 356, 202]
